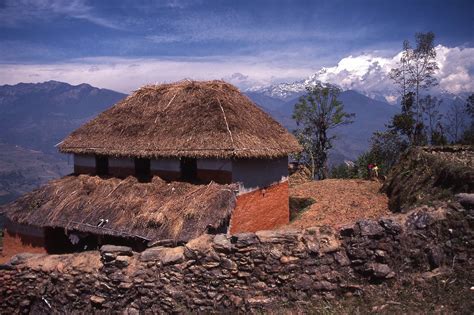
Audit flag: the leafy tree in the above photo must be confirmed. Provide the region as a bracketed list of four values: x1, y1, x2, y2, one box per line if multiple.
[330, 163, 357, 179]
[387, 92, 427, 146]
[293, 84, 354, 180]
[369, 130, 408, 171]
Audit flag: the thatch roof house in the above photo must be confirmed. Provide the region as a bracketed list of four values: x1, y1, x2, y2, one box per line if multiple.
[59, 80, 300, 159]
[1, 80, 301, 256]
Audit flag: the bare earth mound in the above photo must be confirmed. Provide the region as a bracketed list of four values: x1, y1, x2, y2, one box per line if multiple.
[287, 179, 390, 229]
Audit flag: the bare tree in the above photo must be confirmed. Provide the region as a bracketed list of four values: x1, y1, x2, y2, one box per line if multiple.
[390, 32, 439, 124]
[420, 95, 444, 144]
[445, 101, 466, 143]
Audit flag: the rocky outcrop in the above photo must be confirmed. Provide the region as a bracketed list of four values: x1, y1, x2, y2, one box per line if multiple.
[1, 196, 472, 313]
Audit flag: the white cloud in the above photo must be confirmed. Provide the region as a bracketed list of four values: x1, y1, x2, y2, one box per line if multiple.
[308, 45, 474, 102]
[0, 56, 315, 93]
[0, 0, 122, 29]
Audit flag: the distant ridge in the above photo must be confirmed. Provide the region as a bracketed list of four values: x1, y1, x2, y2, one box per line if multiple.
[0, 80, 127, 154]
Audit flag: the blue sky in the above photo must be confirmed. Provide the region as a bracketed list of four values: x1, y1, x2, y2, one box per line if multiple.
[0, 0, 473, 93]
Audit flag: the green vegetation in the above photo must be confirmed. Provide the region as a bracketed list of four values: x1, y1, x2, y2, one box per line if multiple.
[293, 83, 354, 180]
[289, 196, 315, 221]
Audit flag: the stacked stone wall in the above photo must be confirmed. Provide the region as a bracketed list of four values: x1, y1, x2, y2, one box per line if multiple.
[1, 197, 472, 313]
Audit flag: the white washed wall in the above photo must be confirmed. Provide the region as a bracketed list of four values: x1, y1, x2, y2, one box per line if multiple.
[109, 157, 134, 168]
[151, 159, 180, 171]
[197, 159, 232, 171]
[232, 157, 288, 191]
[74, 154, 95, 167]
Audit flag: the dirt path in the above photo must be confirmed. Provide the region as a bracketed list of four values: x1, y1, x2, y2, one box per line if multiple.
[285, 179, 390, 229]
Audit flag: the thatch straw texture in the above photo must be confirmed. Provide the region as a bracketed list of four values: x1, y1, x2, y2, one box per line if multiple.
[58, 80, 301, 158]
[1, 175, 237, 242]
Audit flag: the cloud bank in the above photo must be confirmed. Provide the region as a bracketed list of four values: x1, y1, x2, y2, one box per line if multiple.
[0, 45, 472, 98]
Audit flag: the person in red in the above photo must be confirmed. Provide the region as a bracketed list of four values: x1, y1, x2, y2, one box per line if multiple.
[367, 163, 374, 179]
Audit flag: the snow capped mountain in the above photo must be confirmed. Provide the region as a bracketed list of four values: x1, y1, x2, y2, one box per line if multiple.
[248, 45, 474, 104]
[247, 74, 324, 100]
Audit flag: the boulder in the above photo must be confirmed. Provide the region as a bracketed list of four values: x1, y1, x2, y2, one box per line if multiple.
[365, 263, 394, 279]
[140, 246, 184, 264]
[379, 219, 402, 235]
[319, 235, 340, 254]
[99, 245, 133, 256]
[455, 193, 474, 209]
[358, 220, 385, 237]
[213, 234, 232, 253]
[185, 234, 214, 257]
[256, 230, 299, 243]
[232, 232, 259, 247]
[90, 295, 106, 305]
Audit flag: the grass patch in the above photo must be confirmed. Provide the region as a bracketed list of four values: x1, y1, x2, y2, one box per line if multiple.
[289, 196, 315, 221]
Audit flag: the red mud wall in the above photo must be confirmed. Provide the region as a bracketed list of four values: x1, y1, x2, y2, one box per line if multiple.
[1, 229, 46, 264]
[229, 181, 289, 234]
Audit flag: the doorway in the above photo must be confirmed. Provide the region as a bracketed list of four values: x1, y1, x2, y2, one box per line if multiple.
[95, 155, 108, 175]
[135, 158, 151, 181]
[180, 157, 197, 181]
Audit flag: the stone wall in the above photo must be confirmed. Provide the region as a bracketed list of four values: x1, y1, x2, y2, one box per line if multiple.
[1, 195, 472, 314]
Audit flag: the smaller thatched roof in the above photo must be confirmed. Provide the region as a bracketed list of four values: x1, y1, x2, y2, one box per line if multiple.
[58, 80, 302, 159]
[1, 175, 237, 242]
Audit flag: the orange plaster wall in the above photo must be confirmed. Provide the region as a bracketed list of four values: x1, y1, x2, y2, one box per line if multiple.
[1, 229, 46, 264]
[229, 181, 289, 234]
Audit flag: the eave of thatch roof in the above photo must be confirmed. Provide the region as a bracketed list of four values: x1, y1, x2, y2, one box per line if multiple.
[1, 175, 237, 242]
[58, 80, 302, 159]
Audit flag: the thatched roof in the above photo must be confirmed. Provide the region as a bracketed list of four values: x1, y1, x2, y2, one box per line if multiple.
[58, 80, 301, 159]
[1, 175, 237, 242]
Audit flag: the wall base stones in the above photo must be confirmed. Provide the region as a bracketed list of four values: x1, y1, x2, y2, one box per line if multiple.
[0, 195, 473, 313]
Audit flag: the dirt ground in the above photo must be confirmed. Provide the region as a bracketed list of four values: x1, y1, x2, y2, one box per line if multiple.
[286, 179, 391, 229]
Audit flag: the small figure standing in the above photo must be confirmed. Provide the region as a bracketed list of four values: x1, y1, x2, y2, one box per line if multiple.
[372, 164, 379, 179]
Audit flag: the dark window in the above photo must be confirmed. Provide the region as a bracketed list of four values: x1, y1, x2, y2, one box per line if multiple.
[95, 155, 108, 175]
[180, 157, 197, 181]
[135, 158, 151, 181]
